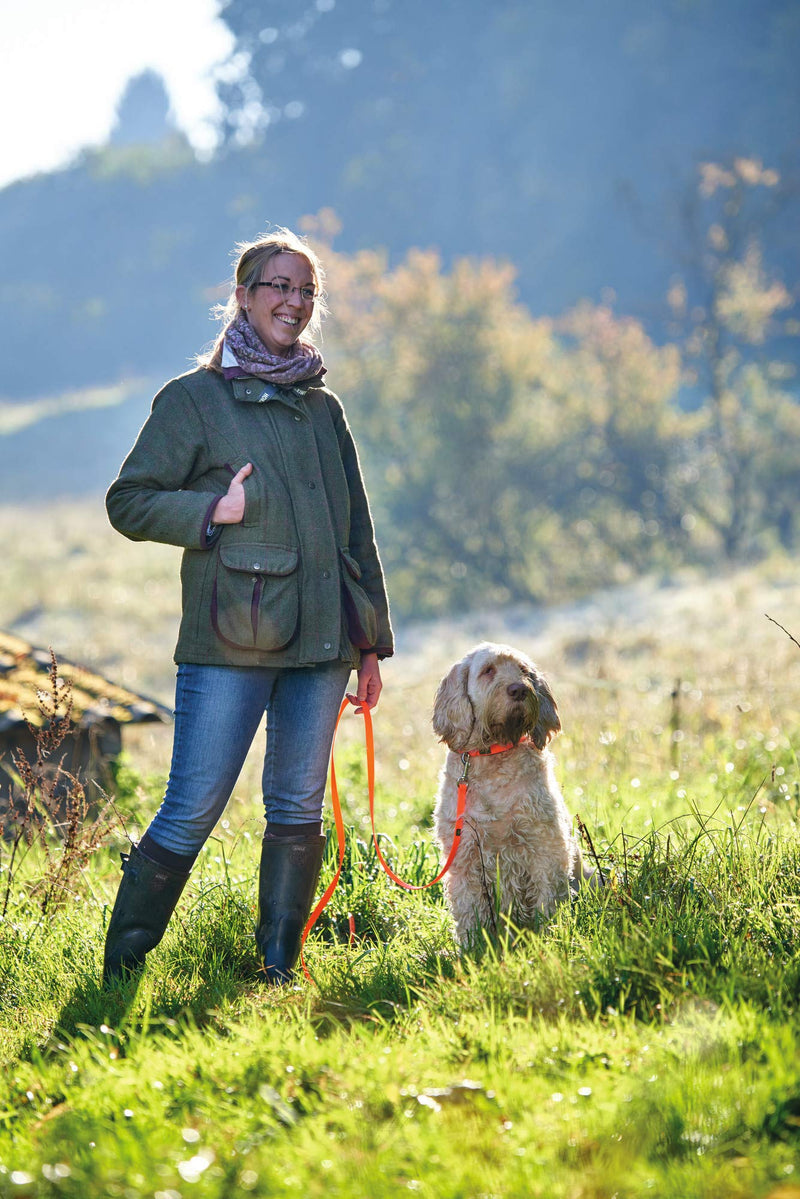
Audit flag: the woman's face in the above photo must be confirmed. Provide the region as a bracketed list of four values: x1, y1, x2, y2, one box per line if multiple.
[236, 251, 316, 357]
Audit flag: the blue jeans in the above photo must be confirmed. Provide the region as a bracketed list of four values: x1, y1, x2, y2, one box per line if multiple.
[145, 662, 351, 856]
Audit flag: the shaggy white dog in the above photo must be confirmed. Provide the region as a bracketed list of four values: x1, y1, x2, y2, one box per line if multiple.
[433, 642, 593, 945]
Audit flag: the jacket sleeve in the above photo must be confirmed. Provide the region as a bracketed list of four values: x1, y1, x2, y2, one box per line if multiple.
[327, 393, 394, 659]
[106, 378, 222, 549]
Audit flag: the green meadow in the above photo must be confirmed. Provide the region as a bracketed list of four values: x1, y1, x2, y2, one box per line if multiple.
[1, 502, 799, 1198]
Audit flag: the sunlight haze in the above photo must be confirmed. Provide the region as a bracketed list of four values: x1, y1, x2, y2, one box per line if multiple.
[0, 0, 234, 188]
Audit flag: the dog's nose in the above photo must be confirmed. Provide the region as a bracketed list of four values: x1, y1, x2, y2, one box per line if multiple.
[507, 683, 528, 702]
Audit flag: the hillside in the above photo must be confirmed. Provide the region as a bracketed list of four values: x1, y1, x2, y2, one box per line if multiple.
[1, 0, 798, 398]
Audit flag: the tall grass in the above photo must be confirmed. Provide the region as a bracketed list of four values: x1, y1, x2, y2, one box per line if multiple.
[0, 552, 799, 1196]
[1, 759, 798, 1197]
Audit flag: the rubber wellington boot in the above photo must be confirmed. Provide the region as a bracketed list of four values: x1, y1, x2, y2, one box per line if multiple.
[103, 845, 191, 984]
[256, 834, 326, 983]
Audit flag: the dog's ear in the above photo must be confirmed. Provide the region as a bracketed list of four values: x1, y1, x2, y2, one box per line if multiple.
[432, 660, 474, 750]
[528, 669, 561, 749]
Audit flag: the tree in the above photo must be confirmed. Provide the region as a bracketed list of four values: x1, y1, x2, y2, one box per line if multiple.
[319, 229, 553, 614]
[666, 159, 800, 557]
[306, 215, 695, 616]
[530, 303, 692, 580]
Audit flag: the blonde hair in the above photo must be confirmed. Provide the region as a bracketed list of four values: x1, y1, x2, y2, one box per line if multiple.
[198, 227, 328, 371]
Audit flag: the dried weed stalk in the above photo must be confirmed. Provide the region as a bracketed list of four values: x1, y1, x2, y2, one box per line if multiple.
[0, 649, 122, 917]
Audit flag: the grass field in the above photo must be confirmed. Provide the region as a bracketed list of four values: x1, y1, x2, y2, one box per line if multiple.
[1, 501, 799, 1197]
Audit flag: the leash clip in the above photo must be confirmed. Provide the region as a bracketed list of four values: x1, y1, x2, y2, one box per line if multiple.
[458, 751, 471, 785]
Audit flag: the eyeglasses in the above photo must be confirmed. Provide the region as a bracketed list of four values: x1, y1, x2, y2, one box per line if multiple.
[253, 279, 318, 304]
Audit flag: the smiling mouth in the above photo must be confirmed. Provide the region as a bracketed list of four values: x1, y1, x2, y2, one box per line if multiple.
[275, 314, 300, 327]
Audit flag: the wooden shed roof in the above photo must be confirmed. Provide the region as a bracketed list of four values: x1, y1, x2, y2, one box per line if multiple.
[0, 631, 171, 732]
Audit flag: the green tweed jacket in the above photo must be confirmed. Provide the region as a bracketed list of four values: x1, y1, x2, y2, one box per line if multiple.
[106, 367, 393, 668]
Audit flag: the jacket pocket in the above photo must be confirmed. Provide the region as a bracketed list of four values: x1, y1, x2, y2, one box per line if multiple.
[339, 548, 378, 650]
[212, 543, 299, 651]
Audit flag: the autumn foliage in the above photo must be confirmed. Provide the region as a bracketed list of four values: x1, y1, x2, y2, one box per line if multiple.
[302, 164, 799, 619]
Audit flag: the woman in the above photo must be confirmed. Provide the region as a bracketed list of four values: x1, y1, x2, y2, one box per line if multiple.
[103, 228, 393, 985]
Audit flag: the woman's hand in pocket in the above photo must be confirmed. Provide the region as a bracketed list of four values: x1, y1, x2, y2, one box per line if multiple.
[212, 463, 253, 524]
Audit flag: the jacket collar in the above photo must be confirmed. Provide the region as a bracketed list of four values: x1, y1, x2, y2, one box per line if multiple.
[231, 377, 312, 405]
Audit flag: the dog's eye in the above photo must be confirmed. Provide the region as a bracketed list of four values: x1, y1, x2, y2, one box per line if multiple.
[479, 664, 496, 679]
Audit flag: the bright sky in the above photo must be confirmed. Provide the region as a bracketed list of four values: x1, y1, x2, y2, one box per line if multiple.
[0, 0, 236, 189]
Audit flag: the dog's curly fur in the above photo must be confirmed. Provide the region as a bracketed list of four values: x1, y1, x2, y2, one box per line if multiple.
[432, 642, 591, 944]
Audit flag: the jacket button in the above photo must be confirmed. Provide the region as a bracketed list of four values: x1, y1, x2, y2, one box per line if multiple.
[245, 388, 252, 395]
[294, 414, 302, 421]
[253, 562, 261, 570]
[323, 642, 332, 650]
[308, 481, 316, 489]
[322, 570, 330, 579]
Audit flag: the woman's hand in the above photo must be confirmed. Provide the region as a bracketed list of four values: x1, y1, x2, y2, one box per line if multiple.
[350, 652, 382, 710]
[212, 463, 253, 524]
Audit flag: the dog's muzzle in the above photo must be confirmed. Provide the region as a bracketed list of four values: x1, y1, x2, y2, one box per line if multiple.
[488, 683, 538, 743]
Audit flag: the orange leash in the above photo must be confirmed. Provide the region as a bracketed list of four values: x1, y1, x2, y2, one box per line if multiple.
[300, 696, 517, 981]
[372, 741, 525, 890]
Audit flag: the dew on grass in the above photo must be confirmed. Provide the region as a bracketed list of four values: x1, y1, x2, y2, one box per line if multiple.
[182, 1128, 201, 1143]
[178, 1150, 214, 1182]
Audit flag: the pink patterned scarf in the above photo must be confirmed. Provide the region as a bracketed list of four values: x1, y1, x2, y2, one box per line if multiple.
[222, 313, 325, 385]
